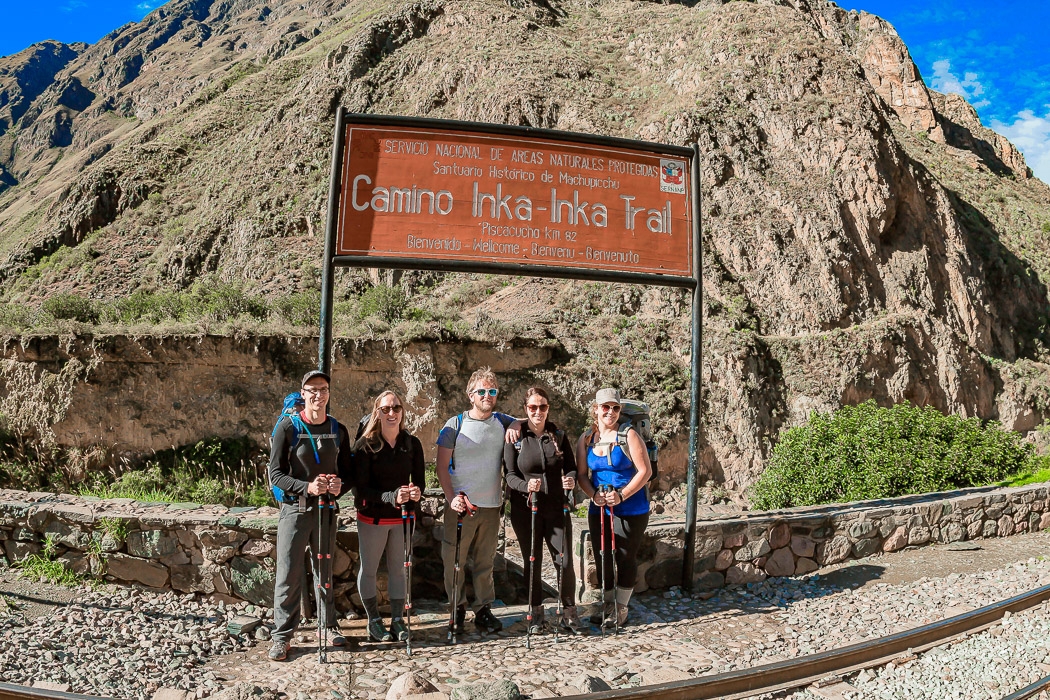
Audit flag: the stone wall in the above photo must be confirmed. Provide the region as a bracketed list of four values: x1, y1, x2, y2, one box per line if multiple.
[596, 482, 1050, 595]
[0, 488, 537, 608]
[5, 483, 1050, 608]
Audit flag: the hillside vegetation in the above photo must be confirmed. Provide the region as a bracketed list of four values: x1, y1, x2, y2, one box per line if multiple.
[1, 0, 1049, 494]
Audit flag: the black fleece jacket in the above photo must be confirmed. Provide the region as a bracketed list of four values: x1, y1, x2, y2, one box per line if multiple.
[352, 430, 426, 523]
[268, 413, 352, 507]
[503, 421, 576, 513]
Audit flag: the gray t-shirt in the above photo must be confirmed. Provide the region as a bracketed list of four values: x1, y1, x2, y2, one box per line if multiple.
[437, 412, 512, 508]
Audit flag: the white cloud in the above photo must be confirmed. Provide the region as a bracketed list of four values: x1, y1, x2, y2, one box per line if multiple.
[990, 109, 1050, 184]
[930, 59, 986, 101]
[135, 0, 163, 14]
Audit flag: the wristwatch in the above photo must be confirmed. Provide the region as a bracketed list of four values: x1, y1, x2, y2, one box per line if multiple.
[615, 488, 625, 502]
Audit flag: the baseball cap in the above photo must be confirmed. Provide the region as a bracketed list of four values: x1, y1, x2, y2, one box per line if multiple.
[301, 370, 331, 387]
[595, 388, 621, 405]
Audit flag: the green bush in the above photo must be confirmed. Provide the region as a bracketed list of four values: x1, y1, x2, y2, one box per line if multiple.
[113, 290, 187, 323]
[0, 304, 34, 329]
[357, 284, 406, 323]
[274, 291, 320, 327]
[42, 293, 98, 323]
[750, 400, 1034, 510]
[188, 281, 270, 322]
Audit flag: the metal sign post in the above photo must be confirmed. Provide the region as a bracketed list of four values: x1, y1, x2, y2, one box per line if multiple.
[318, 109, 702, 590]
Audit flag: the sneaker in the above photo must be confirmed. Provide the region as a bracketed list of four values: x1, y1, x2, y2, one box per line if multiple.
[367, 618, 393, 642]
[474, 605, 503, 633]
[527, 606, 547, 635]
[453, 605, 466, 635]
[317, 627, 346, 647]
[267, 640, 290, 661]
[559, 605, 582, 634]
[390, 617, 410, 642]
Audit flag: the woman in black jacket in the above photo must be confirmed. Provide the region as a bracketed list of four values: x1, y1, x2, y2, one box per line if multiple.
[353, 390, 425, 643]
[503, 386, 580, 634]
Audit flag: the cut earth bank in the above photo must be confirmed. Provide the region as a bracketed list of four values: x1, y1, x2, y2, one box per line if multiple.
[3, 332, 1047, 500]
[3, 481, 1048, 608]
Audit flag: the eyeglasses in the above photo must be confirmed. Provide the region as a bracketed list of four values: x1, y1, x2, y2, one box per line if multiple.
[600, 404, 621, 413]
[303, 387, 330, 395]
[526, 404, 549, 413]
[473, 388, 499, 397]
[379, 405, 403, 415]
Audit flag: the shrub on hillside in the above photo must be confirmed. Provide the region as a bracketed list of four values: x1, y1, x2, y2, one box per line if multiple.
[357, 283, 406, 323]
[188, 281, 270, 322]
[113, 289, 187, 323]
[749, 400, 1033, 510]
[42, 293, 98, 323]
[274, 291, 320, 327]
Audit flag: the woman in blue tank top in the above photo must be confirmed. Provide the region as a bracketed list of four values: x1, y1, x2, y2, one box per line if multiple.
[575, 387, 652, 629]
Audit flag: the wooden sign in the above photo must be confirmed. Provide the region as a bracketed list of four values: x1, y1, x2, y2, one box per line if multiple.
[336, 119, 694, 278]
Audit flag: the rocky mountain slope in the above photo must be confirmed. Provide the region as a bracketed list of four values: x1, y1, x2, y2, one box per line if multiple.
[1, 0, 1050, 493]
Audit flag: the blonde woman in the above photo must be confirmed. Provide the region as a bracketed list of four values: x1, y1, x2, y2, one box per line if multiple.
[352, 390, 424, 643]
[575, 388, 652, 629]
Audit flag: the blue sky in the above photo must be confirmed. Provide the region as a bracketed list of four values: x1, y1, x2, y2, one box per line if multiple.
[1, 0, 1048, 182]
[849, 0, 1050, 182]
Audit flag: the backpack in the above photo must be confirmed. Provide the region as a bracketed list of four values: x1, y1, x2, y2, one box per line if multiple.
[447, 411, 516, 473]
[593, 399, 659, 486]
[269, 392, 341, 506]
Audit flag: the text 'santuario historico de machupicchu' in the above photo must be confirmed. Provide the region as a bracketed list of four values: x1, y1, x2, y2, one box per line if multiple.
[1, 0, 1049, 496]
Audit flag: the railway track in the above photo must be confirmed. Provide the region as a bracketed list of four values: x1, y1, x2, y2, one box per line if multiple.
[3, 584, 1050, 700]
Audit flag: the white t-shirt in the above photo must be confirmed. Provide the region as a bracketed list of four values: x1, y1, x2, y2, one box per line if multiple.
[436, 412, 512, 508]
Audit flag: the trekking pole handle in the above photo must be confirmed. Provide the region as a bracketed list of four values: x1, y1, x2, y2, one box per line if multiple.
[458, 491, 478, 517]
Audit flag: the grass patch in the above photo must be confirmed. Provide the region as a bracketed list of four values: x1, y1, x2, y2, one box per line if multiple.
[17, 535, 83, 587]
[78, 437, 272, 508]
[1001, 456, 1050, 488]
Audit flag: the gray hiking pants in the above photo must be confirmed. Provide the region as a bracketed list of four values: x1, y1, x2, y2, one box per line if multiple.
[272, 502, 338, 644]
[356, 520, 407, 601]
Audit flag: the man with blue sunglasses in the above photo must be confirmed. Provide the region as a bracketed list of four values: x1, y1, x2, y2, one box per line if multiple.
[436, 366, 517, 637]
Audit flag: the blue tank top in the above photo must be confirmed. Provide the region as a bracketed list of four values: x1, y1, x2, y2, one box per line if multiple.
[586, 436, 649, 517]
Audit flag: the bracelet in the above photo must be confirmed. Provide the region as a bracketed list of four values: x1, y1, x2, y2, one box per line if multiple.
[615, 488, 625, 502]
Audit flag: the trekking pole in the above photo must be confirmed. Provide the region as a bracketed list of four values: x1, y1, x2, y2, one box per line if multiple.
[598, 485, 607, 637]
[447, 493, 468, 645]
[555, 487, 573, 643]
[607, 487, 619, 635]
[401, 495, 414, 657]
[316, 492, 334, 663]
[526, 491, 539, 650]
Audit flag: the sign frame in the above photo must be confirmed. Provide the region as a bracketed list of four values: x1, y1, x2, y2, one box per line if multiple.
[317, 109, 703, 590]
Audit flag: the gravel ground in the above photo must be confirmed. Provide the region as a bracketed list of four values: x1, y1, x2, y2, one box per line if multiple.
[780, 600, 1050, 699]
[0, 581, 260, 699]
[4, 534, 1050, 699]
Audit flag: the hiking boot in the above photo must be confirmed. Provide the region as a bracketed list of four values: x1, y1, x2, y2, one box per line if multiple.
[367, 618, 393, 642]
[390, 617, 410, 642]
[453, 605, 466, 635]
[559, 605, 582, 634]
[615, 603, 629, 628]
[267, 640, 290, 661]
[474, 605, 503, 633]
[589, 600, 615, 625]
[527, 606, 547, 635]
